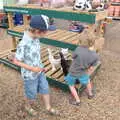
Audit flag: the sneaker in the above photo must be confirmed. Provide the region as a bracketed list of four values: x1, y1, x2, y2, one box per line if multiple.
[69, 100, 81, 106]
[47, 108, 60, 116]
[25, 107, 37, 116]
[88, 94, 95, 99]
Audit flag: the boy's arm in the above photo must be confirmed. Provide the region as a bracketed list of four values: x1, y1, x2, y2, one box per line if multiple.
[87, 66, 94, 75]
[13, 59, 44, 72]
[72, 47, 79, 59]
[87, 53, 99, 75]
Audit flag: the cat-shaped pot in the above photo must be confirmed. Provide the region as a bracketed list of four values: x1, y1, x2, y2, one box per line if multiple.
[47, 48, 61, 71]
[47, 48, 69, 71]
[17, 0, 29, 5]
[73, 0, 92, 11]
[61, 48, 68, 60]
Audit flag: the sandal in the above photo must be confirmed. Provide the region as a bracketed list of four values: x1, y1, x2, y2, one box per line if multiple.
[47, 108, 60, 116]
[88, 94, 95, 99]
[25, 107, 37, 116]
[69, 101, 81, 106]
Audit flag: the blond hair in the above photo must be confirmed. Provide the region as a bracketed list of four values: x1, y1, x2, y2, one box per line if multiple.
[78, 29, 97, 47]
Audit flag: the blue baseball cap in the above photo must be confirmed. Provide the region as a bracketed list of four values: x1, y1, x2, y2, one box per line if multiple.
[30, 15, 49, 31]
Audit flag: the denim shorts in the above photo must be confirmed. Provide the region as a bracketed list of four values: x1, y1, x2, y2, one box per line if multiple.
[23, 72, 49, 100]
[65, 73, 90, 86]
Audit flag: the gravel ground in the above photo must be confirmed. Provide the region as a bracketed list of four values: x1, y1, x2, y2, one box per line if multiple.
[104, 21, 120, 53]
[0, 50, 120, 120]
[0, 21, 120, 120]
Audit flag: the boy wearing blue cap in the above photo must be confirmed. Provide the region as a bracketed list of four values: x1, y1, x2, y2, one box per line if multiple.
[14, 15, 58, 116]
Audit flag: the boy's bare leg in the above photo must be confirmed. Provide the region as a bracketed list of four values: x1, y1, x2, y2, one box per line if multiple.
[24, 98, 36, 109]
[42, 94, 59, 115]
[42, 94, 51, 110]
[69, 86, 80, 102]
[86, 81, 93, 96]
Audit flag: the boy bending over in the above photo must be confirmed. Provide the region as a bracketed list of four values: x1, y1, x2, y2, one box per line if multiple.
[65, 33, 99, 106]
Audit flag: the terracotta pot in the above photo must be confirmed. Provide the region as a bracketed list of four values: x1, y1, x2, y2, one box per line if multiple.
[115, 0, 120, 2]
[114, 6, 120, 17]
[108, 6, 115, 17]
[0, 13, 5, 21]
[111, 0, 115, 2]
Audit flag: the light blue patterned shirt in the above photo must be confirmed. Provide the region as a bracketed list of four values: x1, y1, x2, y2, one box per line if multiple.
[15, 31, 44, 80]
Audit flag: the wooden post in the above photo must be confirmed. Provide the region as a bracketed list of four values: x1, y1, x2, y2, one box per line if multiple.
[12, 36, 17, 49]
[7, 13, 14, 29]
[23, 15, 29, 29]
[8, 13, 16, 49]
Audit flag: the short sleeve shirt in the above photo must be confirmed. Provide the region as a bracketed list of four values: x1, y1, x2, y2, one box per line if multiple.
[69, 46, 99, 77]
[15, 31, 44, 80]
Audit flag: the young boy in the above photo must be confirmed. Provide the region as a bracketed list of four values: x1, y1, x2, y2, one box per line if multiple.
[65, 33, 99, 106]
[14, 15, 58, 116]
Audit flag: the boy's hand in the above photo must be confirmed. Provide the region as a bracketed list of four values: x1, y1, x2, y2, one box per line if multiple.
[41, 68, 46, 72]
[13, 59, 46, 73]
[87, 66, 94, 75]
[31, 67, 46, 73]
